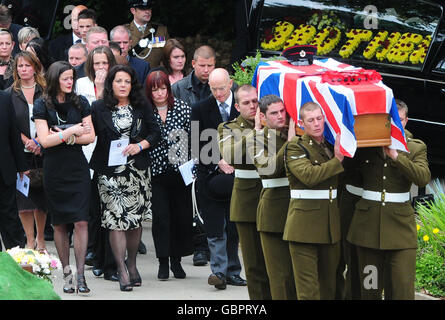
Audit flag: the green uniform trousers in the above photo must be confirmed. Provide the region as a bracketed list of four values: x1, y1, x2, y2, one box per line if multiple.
[356, 246, 416, 300]
[260, 231, 297, 300]
[289, 241, 340, 300]
[236, 222, 272, 300]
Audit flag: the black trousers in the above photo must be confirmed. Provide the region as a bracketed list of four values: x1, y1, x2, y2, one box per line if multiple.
[151, 170, 194, 258]
[90, 173, 116, 274]
[0, 177, 25, 251]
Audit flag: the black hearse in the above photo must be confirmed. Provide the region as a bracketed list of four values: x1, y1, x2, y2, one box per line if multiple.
[245, 0, 445, 175]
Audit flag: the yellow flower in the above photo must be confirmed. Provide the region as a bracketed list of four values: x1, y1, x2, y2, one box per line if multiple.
[433, 228, 439, 234]
[423, 235, 429, 242]
[417, 224, 420, 231]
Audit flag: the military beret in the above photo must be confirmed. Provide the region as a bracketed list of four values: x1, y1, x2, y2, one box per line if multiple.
[282, 44, 317, 65]
[128, 0, 153, 8]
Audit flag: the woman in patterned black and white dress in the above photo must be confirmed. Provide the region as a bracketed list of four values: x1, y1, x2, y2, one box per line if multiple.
[145, 70, 194, 280]
[90, 65, 160, 291]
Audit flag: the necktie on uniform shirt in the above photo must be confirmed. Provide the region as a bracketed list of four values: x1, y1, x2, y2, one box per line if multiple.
[219, 102, 229, 122]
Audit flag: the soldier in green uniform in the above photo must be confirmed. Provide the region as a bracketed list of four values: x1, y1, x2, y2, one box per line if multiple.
[218, 84, 272, 300]
[245, 94, 297, 300]
[126, 0, 169, 68]
[347, 99, 431, 300]
[284, 101, 344, 300]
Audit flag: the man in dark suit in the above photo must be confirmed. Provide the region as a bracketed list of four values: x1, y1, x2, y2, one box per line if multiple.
[191, 68, 246, 290]
[0, 4, 23, 57]
[0, 91, 28, 251]
[110, 25, 150, 85]
[49, 5, 87, 62]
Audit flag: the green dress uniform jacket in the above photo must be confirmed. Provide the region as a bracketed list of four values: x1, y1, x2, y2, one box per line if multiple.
[126, 21, 169, 68]
[284, 134, 344, 244]
[218, 116, 262, 222]
[246, 127, 289, 233]
[218, 115, 272, 300]
[347, 130, 430, 250]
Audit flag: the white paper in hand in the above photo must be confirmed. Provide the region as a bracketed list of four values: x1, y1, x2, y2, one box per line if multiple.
[16, 173, 30, 197]
[179, 159, 195, 186]
[108, 138, 130, 166]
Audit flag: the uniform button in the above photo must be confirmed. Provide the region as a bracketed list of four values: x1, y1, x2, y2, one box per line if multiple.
[382, 202, 386, 206]
[366, 160, 369, 163]
[384, 163, 388, 167]
[383, 176, 386, 180]
[383, 189, 386, 192]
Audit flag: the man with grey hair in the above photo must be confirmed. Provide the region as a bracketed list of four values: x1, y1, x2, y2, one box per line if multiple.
[192, 68, 244, 288]
[110, 25, 150, 84]
[68, 43, 87, 67]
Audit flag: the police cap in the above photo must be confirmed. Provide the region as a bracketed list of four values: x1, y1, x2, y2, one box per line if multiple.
[128, 0, 153, 9]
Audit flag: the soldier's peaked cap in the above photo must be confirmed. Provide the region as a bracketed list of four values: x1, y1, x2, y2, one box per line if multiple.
[128, 0, 153, 8]
[282, 45, 317, 62]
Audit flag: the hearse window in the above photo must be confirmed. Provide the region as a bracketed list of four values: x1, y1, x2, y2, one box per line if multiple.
[259, 0, 441, 69]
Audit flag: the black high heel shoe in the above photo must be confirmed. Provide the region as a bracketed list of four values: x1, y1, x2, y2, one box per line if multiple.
[124, 260, 142, 287]
[63, 271, 75, 294]
[158, 257, 169, 280]
[118, 272, 133, 292]
[76, 273, 91, 295]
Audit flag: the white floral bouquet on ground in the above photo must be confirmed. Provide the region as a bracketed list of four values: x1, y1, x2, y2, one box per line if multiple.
[6, 246, 62, 283]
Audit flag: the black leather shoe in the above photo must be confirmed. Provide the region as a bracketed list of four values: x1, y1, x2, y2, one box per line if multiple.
[85, 252, 94, 267]
[226, 275, 247, 286]
[208, 272, 226, 290]
[92, 268, 103, 277]
[193, 251, 208, 266]
[138, 241, 147, 254]
[104, 272, 119, 282]
[170, 257, 186, 279]
[158, 258, 169, 281]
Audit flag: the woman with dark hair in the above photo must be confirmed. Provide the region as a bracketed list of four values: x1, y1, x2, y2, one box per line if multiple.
[33, 61, 95, 295]
[76, 46, 116, 105]
[25, 37, 54, 72]
[5, 51, 47, 251]
[161, 39, 187, 85]
[90, 64, 160, 291]
[145, 69, 194, 280]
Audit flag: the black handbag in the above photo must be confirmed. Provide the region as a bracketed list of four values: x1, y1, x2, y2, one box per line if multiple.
[27, 154, 44, 188]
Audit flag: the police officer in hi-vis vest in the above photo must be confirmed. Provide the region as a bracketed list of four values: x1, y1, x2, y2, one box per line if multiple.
[218, 84, 272, 300]
[245, 94, 297, 300]
[347, 99, 430, 300]
[284, 101, 344, 300]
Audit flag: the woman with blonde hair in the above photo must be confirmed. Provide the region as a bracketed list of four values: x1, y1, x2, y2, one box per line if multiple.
[5, 50, 47, 251]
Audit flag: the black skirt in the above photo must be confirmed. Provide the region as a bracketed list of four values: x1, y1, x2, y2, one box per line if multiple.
[43, 144, 90, 225]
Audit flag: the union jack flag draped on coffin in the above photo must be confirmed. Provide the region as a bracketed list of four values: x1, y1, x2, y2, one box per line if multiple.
[252, 58, 408, 157]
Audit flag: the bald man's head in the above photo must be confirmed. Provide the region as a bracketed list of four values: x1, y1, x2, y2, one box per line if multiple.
[72, 5, 88, 38]
[209, 68, 233, 103]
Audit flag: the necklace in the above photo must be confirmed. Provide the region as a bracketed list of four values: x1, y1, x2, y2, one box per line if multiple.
[21, 83, 36, 89]
[156, 105, 168, 111]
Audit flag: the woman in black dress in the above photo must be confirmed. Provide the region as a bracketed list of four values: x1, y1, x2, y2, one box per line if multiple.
[145, 70, 194, 280]
[33, 61, 96, 295]
[6, 51, 47, 251]
[90, 65, 160, 291]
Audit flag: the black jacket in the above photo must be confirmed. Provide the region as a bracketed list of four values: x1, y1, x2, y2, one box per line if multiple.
[0, 91, 28, 185]
[191, 93, 239, 173]
[89, 98, 160, 176]
[5, 85, 43, 139]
